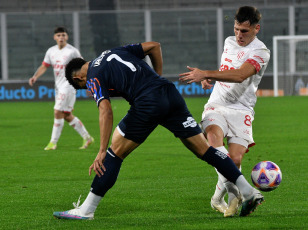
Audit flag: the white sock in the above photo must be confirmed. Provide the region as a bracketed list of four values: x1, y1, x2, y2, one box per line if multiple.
[50, 118, 64, 143]
[213, 177, 226, 201]
[224, 181, 240, 204]
[69, 117, 91, 140]
[235, 175, 254, 200]
[80, 192, 102, 215]
[212, 146, 229, 201]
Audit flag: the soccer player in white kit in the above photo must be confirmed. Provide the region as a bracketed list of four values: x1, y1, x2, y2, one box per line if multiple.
[29, 27, 94, 150]
[179, 6, 270, 217]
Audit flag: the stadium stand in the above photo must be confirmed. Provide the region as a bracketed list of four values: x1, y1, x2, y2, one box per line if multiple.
[1, 0, 308, 80]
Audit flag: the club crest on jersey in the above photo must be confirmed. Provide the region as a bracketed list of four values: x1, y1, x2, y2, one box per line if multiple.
[237, 51, 245, 60]
[183, 117, 197, 128]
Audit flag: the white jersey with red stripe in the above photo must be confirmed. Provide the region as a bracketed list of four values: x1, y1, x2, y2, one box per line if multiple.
[208, 36, 270, 114]
[43, 43, 81, 91]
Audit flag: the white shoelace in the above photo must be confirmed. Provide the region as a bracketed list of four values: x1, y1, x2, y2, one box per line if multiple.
[66, 195, 82, 215]
[72, 195, 82, 209]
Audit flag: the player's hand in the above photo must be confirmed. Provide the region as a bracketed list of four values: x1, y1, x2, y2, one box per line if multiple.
[89, 151, 107, 177]
[29, 77, 36, 86]
[201, 79, 213, 89]
[179, 66, 206, 84]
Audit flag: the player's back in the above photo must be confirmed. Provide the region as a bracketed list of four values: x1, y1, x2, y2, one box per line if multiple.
[87, 44, 171, 103]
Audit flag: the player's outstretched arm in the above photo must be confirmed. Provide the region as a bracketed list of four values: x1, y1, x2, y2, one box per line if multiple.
[29, 64, 48, 86]
[141, 41, 163, 76]
[179, 62, 256, 84]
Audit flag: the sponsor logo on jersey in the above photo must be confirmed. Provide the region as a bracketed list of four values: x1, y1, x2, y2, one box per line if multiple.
[243, 129, 250, 135]
[219, 81, 231, 88]
[205, 106, 215, 111]
[225, 58, 232, 63]
[183, 117, 197, 128]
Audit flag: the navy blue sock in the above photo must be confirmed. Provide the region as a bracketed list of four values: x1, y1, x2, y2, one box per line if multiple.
[202, 146, 242, 184]
[90, 147, 123, 197]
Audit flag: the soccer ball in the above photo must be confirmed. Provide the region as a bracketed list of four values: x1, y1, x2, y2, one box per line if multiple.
[251, 161, 282, 192]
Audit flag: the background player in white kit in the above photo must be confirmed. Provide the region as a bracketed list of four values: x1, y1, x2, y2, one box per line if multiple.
[179, 6, 270, 217]
[29, 27, 94, 150]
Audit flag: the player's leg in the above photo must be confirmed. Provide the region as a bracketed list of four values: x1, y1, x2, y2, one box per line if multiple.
[54, 101, 156, 220]
[222, 141, 246, 217]
[162, 85, 262, 216]
[204, 125, 228, 213]
[205, 124, 243, 217]
[222, 109, 256, 216]
[65, 113, 94, 149]
[64, 90, 94, 149]
[44, 109, 64, 150]
[200, 106, 228, 213]
[180, 134, 263, 217]
[45, 89, 68, 150]
[53, 127, 140, 220]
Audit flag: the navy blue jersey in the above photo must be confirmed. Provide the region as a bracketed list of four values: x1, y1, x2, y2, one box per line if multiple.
[86, 43, 171, 106]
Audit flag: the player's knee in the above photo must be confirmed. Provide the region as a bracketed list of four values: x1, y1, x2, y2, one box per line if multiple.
[206, 132, 223, 147]
[229, 154, 242, 168]
[64, 113, 74, 122]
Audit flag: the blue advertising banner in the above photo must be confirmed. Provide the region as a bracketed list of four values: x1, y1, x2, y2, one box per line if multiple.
[0, 78, 212, 102]
[0, 81, 90, 102]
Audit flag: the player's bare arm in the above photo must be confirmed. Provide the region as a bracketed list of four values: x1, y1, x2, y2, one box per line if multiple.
[141, 41, 163, 76]
[89, 99, 113, 177]
[29, 64, 48, 86]
[179, 62, 256, 84]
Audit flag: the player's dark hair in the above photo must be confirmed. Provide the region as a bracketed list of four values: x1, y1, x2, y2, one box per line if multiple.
[54, 26, 68, 34]
[65, 58, 87, 89]
[234, 6, 261, 25]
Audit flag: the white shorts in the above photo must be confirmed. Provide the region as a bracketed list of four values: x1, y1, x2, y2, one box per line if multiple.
[54, 87, 76, 113]
[200, 103, 255, 148]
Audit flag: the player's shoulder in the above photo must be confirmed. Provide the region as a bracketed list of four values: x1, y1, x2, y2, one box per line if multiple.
[224, 36, 234, 44]
[249, 38, 270, 58]
[46, 44, 58, 52]
[224, 36, 238, 47]
[225, 36, 235, 42]
[249, 37, 268, 50]
[65, 43, 79, 51]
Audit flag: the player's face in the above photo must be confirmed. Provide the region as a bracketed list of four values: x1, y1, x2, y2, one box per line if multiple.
[54, 32, 68, 48]
[234, 20, 260, 46]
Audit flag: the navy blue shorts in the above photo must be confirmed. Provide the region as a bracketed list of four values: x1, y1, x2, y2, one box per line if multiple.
[117, 83, 202, 143]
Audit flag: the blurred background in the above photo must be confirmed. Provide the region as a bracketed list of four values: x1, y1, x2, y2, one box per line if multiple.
[1, 0, 308, 100]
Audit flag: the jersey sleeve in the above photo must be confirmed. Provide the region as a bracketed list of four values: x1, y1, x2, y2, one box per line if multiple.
[122, 43, 145, 59]
[245, 48, 270, 73]
[42, 48, 51, 67]
[86, 77, 110, 107]
[73, 48, 82, 58]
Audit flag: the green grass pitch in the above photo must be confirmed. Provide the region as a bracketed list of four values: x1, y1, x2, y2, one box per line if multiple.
[0, 96, 307, 229]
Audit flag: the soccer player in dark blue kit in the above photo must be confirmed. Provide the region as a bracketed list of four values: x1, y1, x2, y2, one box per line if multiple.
[53, 41, 263, 220]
